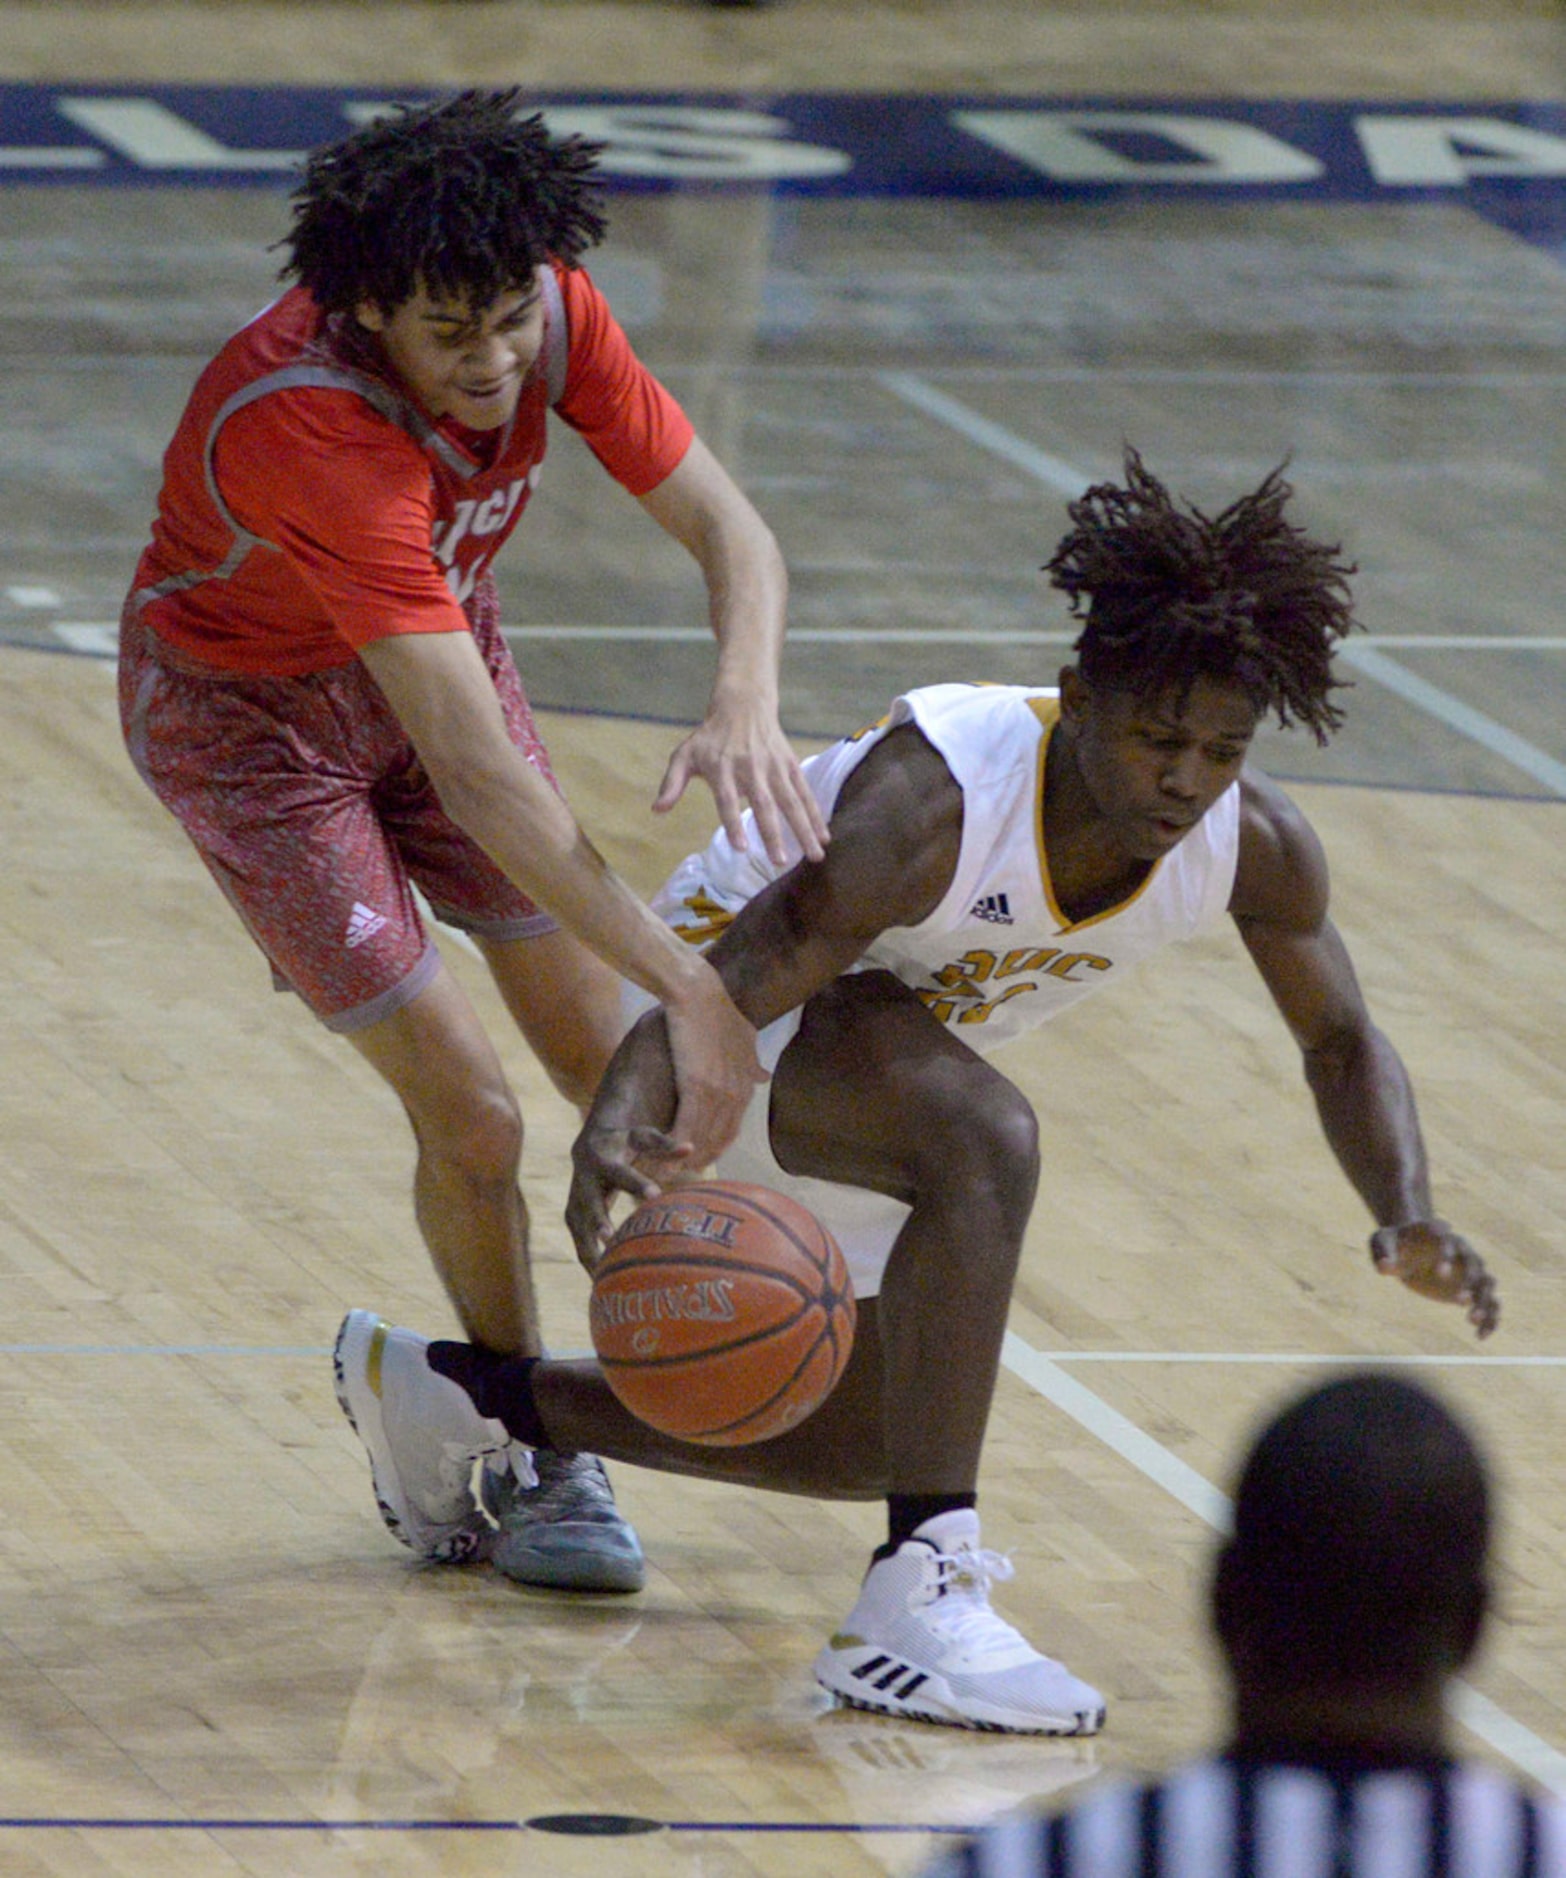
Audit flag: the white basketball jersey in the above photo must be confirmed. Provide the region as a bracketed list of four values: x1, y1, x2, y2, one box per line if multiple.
[655, 682, 1241, 1055]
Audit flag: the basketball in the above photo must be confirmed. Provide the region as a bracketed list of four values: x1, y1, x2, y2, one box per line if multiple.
[589, 1180, 856, 1446]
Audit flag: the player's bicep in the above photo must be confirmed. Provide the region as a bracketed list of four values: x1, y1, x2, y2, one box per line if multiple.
[1238, 913, 1371, 1053]
[1231, 773, 1376, 1051]
[803, 728, 961, 935]
[707, 728, 961, 1017]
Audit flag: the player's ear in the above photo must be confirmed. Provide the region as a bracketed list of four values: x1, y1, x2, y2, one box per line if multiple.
[354, 301, 387, 333]
[1058, 665, 1088, 721]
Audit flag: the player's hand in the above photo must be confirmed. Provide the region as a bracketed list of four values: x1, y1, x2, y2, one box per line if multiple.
[1370, 1220, 1499, 1339]
[567, 1123, 689, 1273]
[653, 697, 828, 868]
[660, 963, 767, 1169]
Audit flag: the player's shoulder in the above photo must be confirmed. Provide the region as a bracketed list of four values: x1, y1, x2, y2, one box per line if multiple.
[1231, 765, 1330, 924]
[553, 258, 617, 346]
[894, 681, 1057, 761]
[897, 679, 1056, 721]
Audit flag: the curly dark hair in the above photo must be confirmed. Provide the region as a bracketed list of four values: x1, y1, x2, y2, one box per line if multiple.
[1045, 448, 1359, 743]
[278, 89, 608, 315]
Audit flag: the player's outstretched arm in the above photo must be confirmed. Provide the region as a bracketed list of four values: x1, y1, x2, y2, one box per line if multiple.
[637, 437, 830, 867]
[1230, 769, 1499, 1338]
[358, 628, 763, 1167]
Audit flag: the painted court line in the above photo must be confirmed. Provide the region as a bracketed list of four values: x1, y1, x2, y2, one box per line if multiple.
[42, 619, 1566, 651]
[1001, 1331, 1566, 1795]
[877, 370, 1093, 496]
[1336, 642, 1566, 798]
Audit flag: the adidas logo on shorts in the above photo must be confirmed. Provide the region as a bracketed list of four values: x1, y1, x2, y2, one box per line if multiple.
[344, 901, 388, 949]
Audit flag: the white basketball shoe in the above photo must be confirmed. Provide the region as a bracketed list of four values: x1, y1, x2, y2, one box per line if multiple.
[333, 1309, 527, 1564]
[814, 1510, 1106, 1735]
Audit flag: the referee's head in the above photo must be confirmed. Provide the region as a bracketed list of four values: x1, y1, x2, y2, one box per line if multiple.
[1213, 1372, 1491, 1728]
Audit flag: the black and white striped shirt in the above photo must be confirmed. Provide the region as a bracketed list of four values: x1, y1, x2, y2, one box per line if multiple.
[920, 1756, 1566, 1878]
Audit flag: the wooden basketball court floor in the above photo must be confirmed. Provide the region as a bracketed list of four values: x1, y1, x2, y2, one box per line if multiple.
[2, 2, 1566, 1871]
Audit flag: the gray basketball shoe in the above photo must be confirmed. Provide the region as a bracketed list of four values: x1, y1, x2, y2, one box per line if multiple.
[482, 1450, 647, 1594]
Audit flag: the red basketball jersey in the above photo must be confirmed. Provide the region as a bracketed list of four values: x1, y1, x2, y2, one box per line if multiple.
[128, 263, 694, 675]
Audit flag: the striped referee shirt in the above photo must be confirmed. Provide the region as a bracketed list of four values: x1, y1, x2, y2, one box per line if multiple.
[920, 1755, 1566, 1878]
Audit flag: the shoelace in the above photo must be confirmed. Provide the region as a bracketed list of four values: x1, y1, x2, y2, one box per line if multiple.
[917, 1544, 1029, 1652]
[477, 1439, 539, 1492]
[520, 1451, 618, 1519]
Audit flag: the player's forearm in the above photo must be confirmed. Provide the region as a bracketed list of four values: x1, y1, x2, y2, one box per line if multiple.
[645, 438, 788, 704]
[435, 751, 713, 1011]
[1303, 1022, 1436, 1226]
[702, 516, 787, 708]
[588, 1008, 679, 1136]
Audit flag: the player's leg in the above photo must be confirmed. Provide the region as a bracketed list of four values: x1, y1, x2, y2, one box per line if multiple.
[340, 966, 645, 1592]
[767, 973, 1102, 1732]
[345, 967, 538, 1352]
[477, 926, 624, 1114]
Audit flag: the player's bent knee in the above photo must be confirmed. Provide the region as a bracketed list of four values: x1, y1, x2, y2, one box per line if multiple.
[410, 1080, 524, 1182]
[914, 1072, 1039, 1206]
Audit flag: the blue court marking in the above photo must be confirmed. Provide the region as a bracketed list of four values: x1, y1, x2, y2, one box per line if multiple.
[2, 85, 1565, 256]
[0, 1815, 964, 1835]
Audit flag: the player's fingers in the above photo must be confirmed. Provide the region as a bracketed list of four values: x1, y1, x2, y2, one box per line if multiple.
[1457, 1251, 1501, 1339]
[669, 1086, 746, 1170]
[745, 787, 790, 868]
[651, 742, 693, 815]
[1369, 1227, 1402, 1273]
[709, 770, 750, 853]
[627, 1124, 687, 1161]
[566, 1145, 666, 1267]
[777, 759, 830, 861]
[758, 774, 827, 865]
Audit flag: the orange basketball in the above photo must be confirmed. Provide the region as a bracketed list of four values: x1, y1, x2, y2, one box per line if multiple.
[589, 1179, 856, 1446]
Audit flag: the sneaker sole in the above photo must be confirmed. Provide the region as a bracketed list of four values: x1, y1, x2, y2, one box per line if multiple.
[813, 1645, 1106, 1737]
[491, 1536, 647, 1595]
[332, 1310, 489, 1564]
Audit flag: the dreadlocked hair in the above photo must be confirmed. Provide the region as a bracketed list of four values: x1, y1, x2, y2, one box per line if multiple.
[278, 89, 608, 315]
[1045, 448, 1359, 743]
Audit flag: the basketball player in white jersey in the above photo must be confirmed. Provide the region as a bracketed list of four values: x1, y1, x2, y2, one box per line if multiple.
[336, 450, 1498, 1735]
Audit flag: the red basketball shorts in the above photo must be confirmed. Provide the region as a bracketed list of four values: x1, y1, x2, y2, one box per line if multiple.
[120, 588, 562, 1032]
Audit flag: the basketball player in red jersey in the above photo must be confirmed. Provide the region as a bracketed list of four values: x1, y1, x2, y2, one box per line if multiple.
[120, 90, 829, 1594]
[336, 453, 1498, 1726]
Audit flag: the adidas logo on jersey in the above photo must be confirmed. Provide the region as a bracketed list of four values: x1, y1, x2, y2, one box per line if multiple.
[970, 892, 1014, 924]
[344, 902, 388, 949]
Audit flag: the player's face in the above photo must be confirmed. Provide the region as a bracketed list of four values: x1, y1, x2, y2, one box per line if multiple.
[1062, 671, 1260, 860]
[355, 277, 547, 430]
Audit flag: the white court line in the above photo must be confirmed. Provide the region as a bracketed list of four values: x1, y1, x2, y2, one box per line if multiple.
[876, 371, 1092, 496]
[35, 621, 1566, 652]
[1001, 1330, 1566, 1794]
[1337, 642, 1566, 799]
[874, 376, 1566, 798]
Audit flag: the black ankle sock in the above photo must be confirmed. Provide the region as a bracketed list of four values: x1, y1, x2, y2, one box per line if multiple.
[428, 1341, 549, 1449]
[875, 1491, 978, 1561]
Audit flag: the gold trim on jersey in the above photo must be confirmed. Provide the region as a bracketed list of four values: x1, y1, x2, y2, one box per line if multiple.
[1028, 694, 1164, 934]
[670, 889, 735, 948]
